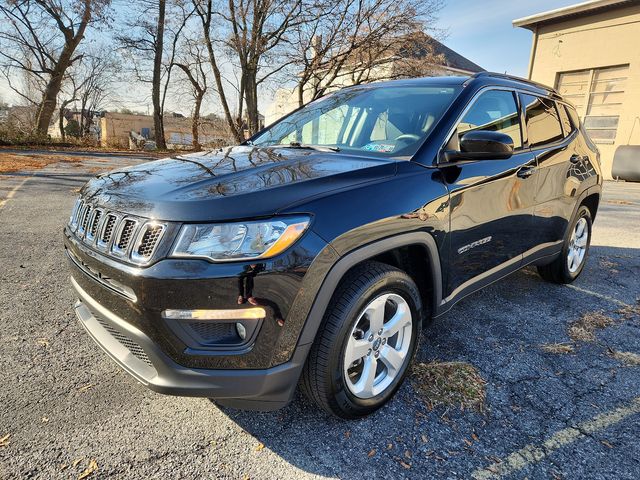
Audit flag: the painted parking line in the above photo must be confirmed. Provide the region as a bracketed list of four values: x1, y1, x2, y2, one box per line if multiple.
[564, 283, 628, 307]
[472, 396, 640, 479]
[0, 175, 31, 210]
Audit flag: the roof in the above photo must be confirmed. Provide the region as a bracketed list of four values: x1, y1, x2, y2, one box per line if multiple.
[341, 72, 556, 96]
[428, 38, 485, 74]
[513, 0, 637, 30]
[392, 32, 484, 74]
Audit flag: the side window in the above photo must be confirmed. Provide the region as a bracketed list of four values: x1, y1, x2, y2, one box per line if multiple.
[458, 90, 522, 149]
[557, 103, 574, 136]
[520, 94, 564, 148]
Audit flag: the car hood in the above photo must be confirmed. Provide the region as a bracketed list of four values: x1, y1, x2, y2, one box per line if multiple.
[81, 146, 397, 221]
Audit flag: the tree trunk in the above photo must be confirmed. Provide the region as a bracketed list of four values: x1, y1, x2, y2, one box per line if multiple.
[153, 0, 167, 150]
[192, 93, 203, 151]
[244, 69, 259, 137]
[197, 0, 244, 143]
[59, 106, 66, 142]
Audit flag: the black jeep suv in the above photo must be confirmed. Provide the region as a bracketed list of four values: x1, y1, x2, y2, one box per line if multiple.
[64, 73, 602, 418]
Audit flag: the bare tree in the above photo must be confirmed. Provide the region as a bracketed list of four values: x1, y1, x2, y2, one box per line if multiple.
[118, 0, 194, 149]
[290, 0, 443, 106]
[0, 0, 110, 136]
[76, 53, 117, 136]
[193, 0, 306, 141]
[57, 74, 83, 141]
[173, 36, 209, 150]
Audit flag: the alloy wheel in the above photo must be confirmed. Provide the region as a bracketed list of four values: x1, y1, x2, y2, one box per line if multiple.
[343, 293, 413, 399]
[567, 217, 589, 273]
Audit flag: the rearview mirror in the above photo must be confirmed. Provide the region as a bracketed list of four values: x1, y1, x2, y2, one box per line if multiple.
[443, 130, 514, 162]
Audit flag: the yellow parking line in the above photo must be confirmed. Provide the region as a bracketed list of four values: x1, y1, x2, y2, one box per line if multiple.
[564, 284, 628, 307]
[472, 396, 640, 479]
[0, 176, 31, 210]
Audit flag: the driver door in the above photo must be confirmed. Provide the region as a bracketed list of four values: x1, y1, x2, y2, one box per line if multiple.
[443, 89, 538, 300]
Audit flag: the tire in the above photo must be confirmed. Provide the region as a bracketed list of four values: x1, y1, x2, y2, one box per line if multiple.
[537, 205, 592, 284]
[300, 261, 422, 418]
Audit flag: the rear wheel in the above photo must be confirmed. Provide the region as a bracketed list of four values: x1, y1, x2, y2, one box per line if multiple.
[537, 205, 592, 283]
[300, 261, 422, 418]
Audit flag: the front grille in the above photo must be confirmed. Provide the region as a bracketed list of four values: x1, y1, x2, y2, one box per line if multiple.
[101, 214, 117, 243]
[80, 205, 93, 233]
[94, 314, 154, 368]
[117, 220, 136, 250]
[137, 225, 164, 258]
[68, 197, 167, 265]
[88, 209, 102, 239]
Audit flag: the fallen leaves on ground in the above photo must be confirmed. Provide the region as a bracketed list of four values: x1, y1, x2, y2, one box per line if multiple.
[540, 342, 575, 354]
[0, 434, 10, 447]
[568, 311, 614, 342]
[77, 459, 98, 480]
[72, 458, 83, 467]
[616, 300, 640, 320]
[411, 361, 486, 413]
[36, 338, 49, 348]
[255, 443, 265, 452]
[0, 153, 89, 174]
[608, 349, 640, 366]
[367, 449, 376, 458]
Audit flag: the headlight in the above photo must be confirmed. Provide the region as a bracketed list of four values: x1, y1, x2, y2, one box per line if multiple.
[171, 216, 310, 262]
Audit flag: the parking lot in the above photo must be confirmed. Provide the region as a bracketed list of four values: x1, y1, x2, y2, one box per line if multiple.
[1, 155, 639, 479]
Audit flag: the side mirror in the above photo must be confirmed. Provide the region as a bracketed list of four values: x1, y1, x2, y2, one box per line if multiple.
[443, 130, 514, 162]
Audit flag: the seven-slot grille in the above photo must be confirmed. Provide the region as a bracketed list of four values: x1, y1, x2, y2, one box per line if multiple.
[69, 197, 165, 265]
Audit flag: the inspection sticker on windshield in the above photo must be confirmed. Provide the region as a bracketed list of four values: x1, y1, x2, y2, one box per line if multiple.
[362, 142, 395, 153]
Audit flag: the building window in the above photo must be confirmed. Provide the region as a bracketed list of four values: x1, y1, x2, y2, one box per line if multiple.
[556, 65, 629, 144]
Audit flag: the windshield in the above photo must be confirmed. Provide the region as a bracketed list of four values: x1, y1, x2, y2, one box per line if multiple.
[252, 85, 461, 157]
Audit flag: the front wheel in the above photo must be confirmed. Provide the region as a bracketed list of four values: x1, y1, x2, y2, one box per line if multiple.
[300, 261, 422, 418]
[537, 205, 592, 283]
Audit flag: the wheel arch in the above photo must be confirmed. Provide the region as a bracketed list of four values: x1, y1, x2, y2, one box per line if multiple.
[296, 232, 443, 347]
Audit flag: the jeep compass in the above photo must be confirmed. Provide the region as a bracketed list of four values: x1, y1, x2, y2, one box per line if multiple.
[64, 73, 602, 418]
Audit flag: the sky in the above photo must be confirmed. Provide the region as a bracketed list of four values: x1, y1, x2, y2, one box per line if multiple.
[1, 1, 584, 111]
[438, 0, 581, 77]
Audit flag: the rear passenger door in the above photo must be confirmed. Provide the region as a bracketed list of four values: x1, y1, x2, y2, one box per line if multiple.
[520, 94, 592, 252]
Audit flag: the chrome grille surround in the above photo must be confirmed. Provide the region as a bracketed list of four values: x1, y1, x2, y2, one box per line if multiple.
[68, 197, 167, 266]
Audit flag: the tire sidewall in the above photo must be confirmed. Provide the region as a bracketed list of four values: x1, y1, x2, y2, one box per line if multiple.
[561, 206, 592, 280]
[329, 272, 422, 416]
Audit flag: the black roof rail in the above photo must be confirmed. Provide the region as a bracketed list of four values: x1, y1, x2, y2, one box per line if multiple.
[470, 72, 560, 97]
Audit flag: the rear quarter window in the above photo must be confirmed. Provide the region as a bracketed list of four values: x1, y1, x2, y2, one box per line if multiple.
[557, 103, 574, 136]
[520, 93, 564, 148]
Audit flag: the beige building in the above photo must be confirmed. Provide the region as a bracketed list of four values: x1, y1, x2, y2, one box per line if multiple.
[514, 0, 640, 178]
[100, 112, 232, 149]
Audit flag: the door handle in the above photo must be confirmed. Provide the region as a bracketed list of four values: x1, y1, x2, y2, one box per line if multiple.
[517, 166, 535, 179]
[570, 154, 587, 164]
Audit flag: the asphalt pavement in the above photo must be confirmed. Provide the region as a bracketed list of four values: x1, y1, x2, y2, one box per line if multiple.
[0, 156, 639, 479]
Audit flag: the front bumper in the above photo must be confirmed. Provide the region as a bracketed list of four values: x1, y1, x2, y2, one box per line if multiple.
[72, 277, 309, 410]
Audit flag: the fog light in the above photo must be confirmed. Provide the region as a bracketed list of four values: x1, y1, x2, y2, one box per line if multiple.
[162, 308, 266, 320]
[236, 322, 247, 340]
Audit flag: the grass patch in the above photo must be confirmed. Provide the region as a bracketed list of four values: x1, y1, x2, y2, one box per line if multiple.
[608, 350, 640, 366]
[411, 361, 486, 413]
[568, 311, 615, 342]
[540, 343, 575, 354]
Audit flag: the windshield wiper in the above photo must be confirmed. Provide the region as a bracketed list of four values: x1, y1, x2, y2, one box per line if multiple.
[286, 142, 341, 152]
